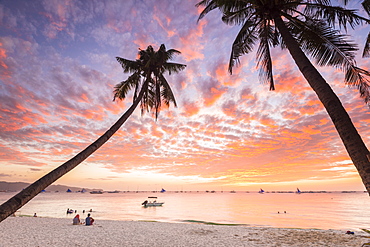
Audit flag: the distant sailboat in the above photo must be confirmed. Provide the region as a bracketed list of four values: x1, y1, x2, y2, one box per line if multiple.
[296, 188, 301, 194]
[66, 189, 72, 193]
[160, 188, 166, 193]
[259, 188, 264, 193]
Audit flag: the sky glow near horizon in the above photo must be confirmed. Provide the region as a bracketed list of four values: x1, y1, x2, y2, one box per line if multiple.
[0, 0, 369, 192]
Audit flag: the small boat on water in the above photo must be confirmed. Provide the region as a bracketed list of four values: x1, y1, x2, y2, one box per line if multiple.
[296, 188, 301, 194]
[258, 188, 265, 194]
[90, 191, 103, 194]
[142, 196, 164, 207]
[107, 190, 120, 193]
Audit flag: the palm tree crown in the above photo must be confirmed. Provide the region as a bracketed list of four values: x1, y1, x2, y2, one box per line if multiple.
[197, 0, 370, 104]
[196, 0, 370, 194]
[114, 44, 186, 119]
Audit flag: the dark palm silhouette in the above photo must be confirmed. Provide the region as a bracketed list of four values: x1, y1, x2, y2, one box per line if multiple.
[361, 0, 370, 57]
[196, 0, 370, 193]
[0, 44, 186, 222]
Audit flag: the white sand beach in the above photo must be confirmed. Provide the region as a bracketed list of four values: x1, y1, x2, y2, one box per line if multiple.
[0, 216, 368, 247]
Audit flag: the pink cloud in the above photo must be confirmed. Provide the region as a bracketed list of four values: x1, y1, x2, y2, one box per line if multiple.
[182, 100, 200, 116]
[221, 100, 238, 117]
[152, 12, 176, 38]
[0, 144, 47, 167]
[199, 78, 228, 107]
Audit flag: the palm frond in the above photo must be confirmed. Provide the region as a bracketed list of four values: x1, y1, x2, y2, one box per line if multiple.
[154, 78, 162, 119]
[196, 0, 217, 22]
[140, 77, 153, 115]
[256, 20, 276, 91]
[345, 66, 370, 105]
[362, 0, 370, 15]
[162, 62, 186, 75]
[113, 72, 141, 101]
[303, 3, 369, 30]
[287, 17, 357, 71]
[229, 19, 259, 73]
[363, 32, 370, 57]
[221, 4, 252, 26]
[165, 49, 182, 60]
[159, 74, 177, 108]
[115, 57, 141, 73]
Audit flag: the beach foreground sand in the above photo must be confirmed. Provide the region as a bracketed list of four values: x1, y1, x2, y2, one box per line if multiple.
[0, 217, 368, 247]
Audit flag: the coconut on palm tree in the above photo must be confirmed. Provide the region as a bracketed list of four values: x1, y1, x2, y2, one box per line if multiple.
[0, 44, 186, 223]
[196, 0, 370, 193]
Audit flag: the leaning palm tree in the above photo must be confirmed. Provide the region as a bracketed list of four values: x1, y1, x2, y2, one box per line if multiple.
[0, 44, 186, 223]
[196, 0, 370, 194]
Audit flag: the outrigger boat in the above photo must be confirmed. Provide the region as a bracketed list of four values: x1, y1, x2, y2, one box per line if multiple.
[90, 191, 103, 194]
[142, 196, 164, 207]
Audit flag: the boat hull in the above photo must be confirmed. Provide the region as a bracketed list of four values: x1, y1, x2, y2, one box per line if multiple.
[143, 202, 164, 207]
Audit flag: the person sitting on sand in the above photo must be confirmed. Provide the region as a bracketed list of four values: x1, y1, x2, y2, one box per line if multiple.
[85, 213, 94, 226]
[73, 214, 80, 225]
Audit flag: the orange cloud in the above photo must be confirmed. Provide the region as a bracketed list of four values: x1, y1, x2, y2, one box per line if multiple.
[152, 12, 175, 37]
[0, 144, 47, 167]
[0, 42, 8, 70]
[215, 63, 238, 87]
[179, 39, 205, 62]
[259, 116, 278, 128]
[177, 21, 206, 61]
[182, 100, 200, 116]
[302, 125, 321, 135]
[151, 126, 164, 138]
[201, 81, 228, 107]
[298, 104, 321, 115]
[221, 100, 238, 117]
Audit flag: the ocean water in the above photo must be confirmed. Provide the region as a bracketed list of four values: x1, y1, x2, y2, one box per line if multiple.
[1, 191, 369, 230]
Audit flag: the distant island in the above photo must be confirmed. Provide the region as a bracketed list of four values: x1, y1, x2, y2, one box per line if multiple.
[0, 181, 101, 193]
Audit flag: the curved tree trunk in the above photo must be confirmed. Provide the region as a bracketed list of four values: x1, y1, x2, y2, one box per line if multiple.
[0, 81, 149, 223]
[273, 15, 370, 194]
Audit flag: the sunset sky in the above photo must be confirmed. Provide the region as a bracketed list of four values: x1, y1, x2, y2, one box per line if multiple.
[0, 0, 369, 192]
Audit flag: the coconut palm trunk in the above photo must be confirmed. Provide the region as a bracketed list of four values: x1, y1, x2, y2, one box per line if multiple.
[273, 15, 370, 192]
[0, 80, 148, 223]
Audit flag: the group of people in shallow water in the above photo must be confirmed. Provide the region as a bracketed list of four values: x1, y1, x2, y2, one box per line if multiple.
[67, 208, 93, 214]
[73, 213, 94, 226]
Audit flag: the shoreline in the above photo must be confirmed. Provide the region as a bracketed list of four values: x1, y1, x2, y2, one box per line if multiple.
[0, 216, 369, 246]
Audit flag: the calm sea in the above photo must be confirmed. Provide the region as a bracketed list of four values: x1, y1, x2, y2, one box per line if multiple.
[1, 191, 369, 230]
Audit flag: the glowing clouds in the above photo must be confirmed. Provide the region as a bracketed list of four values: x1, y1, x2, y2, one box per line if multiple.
[0, 42, 8, 70]
[199, 78, 228, 107]
[182, 100, 200, 116]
